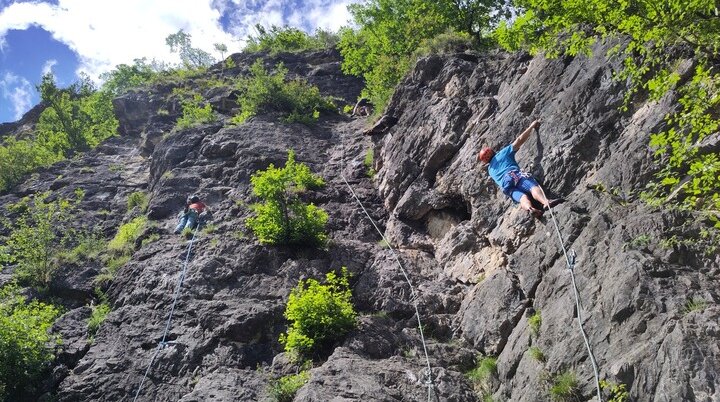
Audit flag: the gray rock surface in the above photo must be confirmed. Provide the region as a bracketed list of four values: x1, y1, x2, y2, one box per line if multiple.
[0, 45, 717, 402]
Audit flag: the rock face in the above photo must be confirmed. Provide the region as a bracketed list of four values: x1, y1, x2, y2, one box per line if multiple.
[0, 45, 718, 402]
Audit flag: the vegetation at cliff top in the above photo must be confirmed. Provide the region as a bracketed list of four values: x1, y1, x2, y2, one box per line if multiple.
[338, 0, 509, 114]
[244, 24, 339, 54]
[0, 285, 61, 400]
[280, 268, 356, 361]
[247, 150, 328, 247]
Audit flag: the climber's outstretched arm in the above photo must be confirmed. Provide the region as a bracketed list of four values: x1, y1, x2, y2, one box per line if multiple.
[512, 119, 541, 151]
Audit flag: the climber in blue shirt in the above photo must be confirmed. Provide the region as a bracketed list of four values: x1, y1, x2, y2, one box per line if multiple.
[478, 119, 564, 218]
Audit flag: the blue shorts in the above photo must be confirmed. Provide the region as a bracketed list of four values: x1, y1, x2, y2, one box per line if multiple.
[501, 172, 539, 203]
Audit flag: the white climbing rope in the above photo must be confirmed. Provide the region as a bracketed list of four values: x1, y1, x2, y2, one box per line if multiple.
[536, 184, 603, 402]
[339, 175, 437, 402]
[132, 224, 200, 402]
[338, 132, 436, 402]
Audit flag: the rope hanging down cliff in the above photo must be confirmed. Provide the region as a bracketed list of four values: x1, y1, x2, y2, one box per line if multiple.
[132, 225, 200, 402]
[537, 184, 603, 402]
[339, 135, 437, 402]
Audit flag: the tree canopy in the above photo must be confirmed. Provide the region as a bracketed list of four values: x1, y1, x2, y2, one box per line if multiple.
[338, 0, 508, 113]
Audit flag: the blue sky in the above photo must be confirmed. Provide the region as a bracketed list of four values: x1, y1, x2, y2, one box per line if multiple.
[0, 0, 357, 123]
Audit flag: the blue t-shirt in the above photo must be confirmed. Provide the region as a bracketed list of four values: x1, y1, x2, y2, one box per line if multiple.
[488, 144, 519, 187]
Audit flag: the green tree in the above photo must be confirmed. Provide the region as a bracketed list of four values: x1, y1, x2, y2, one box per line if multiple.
[339, 0, 506, 112]
[494, 0, 720, 221]
[99, 58, 158, 95]
[280, 268, 356, 360]
[0, 138, 60, 193]
[166, 29, 216, 68]
[0, 286, 60, 400]
[36, 73, 118, 158]
[247, 150, 328, 247]
[0, 191, 82, 289]
[244, 25, 337, 53]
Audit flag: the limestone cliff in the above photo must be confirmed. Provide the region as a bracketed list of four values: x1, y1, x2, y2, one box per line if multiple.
[0, 46, 718, 402]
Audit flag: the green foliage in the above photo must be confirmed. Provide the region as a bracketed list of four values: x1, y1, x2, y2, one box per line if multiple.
[87, 296, 110, 339]
[166, 29, 216, 68]
[413, 29, 474, 58]
[0, 74, 117, 193]
[495, 0, 720, 239]
[233, 60, 336, 124]
[600, 380, 629, 402]
[99, 58, 159, 95]
[0, 192, 82, 289]
[528, 310, 542, 337]
[546, 370, 580, 402]
[59, 233, 106, 265]
[247, 150, 328, 247]
[0, 138, 61, 193]
[107, 216, 147, 256]
[245, 24, 338, 53]
[141, 234, 160, 247]
[95, 255, 130, 286]
[36, 74, 118, 157]
[363, 148, 376, 178]
[280, 268, 356, 360]
[528, 346, 546, 363]
[176, 93, 216, 130]
[625, 234, 651, 250]
[127, 191, 149, 213]
[268, 370, 310, 402]
[338, 0, 506, 113]
[0, 285, 60, 399]
[466, 356, 497, 398]
[683, 298, 708, 315]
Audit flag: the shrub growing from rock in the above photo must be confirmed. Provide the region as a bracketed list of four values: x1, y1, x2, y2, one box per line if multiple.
[268, 370, 310, 402]
[280, 268, 356, 360]
[247, 150, 328, 247]
[232, 60, 336, 124]
[0, 285, 60, 399]
[0, 191, 83, 290]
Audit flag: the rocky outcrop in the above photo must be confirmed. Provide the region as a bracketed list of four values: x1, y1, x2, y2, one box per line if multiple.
[0, 44, 717, 402]
[373, 42, 720, 401]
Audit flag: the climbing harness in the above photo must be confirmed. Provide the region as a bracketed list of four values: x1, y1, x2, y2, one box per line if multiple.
[537, 184, 603, 402]
[339, 138, 437, 402]
[132, 224, 200, 401]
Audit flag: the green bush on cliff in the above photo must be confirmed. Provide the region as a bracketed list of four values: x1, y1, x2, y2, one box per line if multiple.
[247, 150, 328, 247]
[175, 93, 216, 130]
[268, 370, 310, 402]
[0, 285, 60, 400]
[0, 191, 83, 290]
[280, 268, 356, 360]
[232, 60, 336, 124]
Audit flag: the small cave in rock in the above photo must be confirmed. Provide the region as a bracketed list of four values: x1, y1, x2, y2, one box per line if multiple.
[425, 198, 472, 241]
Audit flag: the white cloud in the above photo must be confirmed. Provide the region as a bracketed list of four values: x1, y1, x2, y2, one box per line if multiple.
[0, 0, 240, 81]
[224, 0, 356, 42]
[42, 59, 57, 75]
[0, 0, 359, 84]
[0, 72, 33, 119]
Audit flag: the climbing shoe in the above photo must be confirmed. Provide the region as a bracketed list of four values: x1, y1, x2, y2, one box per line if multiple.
[543, 198, 566, 211]
[530, 208, 544, 219]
